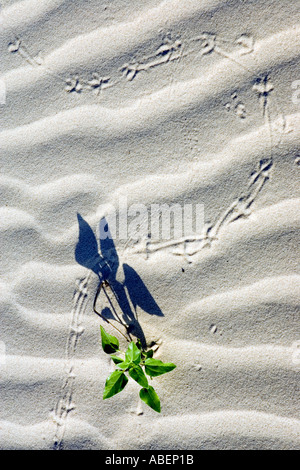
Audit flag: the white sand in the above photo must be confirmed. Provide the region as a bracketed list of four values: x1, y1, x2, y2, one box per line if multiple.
[0, 0, 299, 450]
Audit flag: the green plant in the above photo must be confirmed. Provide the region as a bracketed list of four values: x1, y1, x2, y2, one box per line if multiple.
[100, 326, 176, 412]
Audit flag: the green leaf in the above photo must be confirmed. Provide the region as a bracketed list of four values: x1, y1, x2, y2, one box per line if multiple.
[128, 364, 149, 388]
[136, 339, 143, 350]
[141, 349, 153, 360]
[103, 370, 128, 399]
[139, 386, 161, 412]
[110, 355, 124, 365]
[145, 358, 176, 377]
[116, 361, 130, 370]
[125, 342, 141, 365]
[100, 325, 119, 354]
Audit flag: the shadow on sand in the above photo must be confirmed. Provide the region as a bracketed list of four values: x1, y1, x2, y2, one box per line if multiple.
[75, 213, 163, 347]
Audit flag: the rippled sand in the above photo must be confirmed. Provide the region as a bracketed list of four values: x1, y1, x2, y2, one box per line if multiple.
[0, 0, 299, 450]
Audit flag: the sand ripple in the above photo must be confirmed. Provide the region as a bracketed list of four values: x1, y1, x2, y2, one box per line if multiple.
[1, 0, 299, 450]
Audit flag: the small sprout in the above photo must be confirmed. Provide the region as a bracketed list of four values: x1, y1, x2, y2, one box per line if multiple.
[125, 341, 141, 365]
[100, 326, 176, 412]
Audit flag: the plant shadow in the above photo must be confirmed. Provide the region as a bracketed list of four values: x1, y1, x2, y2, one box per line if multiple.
[75, 213, 163, 348]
